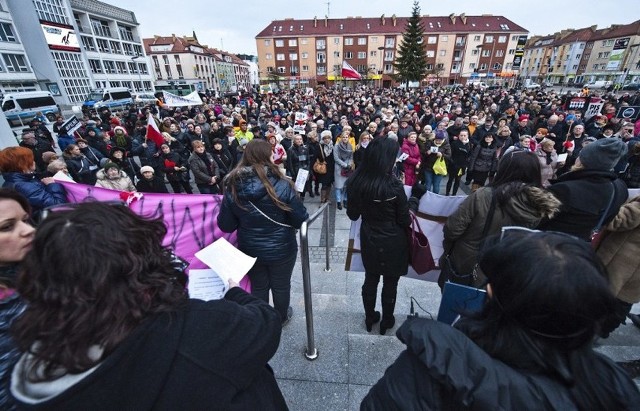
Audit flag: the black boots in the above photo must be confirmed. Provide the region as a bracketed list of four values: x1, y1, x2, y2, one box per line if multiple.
[379, 291, 396, 335]
[362, 287, 380, 332]
[337, 202, 342, 210]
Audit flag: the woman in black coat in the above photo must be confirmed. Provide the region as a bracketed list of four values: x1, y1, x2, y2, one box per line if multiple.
[211, 138, 235, 191]
[316, 131, 335, 203]
[346, 138, 419, 335]
[445, 129, 472, 196]
[160, 144, 192, 194]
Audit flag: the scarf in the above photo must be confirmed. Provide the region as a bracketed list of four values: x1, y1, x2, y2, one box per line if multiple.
[321, 140, 334, 157]
[545, 151, 553, 165]
[196, 151, 213, 172]
[336, 141, 353, 162]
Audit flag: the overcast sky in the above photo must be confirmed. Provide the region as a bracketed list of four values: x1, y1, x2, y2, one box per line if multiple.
[107, 0, 635, 55]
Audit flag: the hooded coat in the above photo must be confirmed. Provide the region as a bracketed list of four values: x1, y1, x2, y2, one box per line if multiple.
[444, 185, 561, 277]
[94, 168, 136, 192]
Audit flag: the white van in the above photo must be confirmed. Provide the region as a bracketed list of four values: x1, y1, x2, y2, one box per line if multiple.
[584, 80, 612, 89]
[82, 87, 133, 112]
[1, 91, 60, 128]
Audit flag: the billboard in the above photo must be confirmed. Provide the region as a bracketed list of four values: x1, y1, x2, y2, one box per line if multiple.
[40, 21, 80, 52]
[512, 36, 528, 69]
[607, 37, 630, 70]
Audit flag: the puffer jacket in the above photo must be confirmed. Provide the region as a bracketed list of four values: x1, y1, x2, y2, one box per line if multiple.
[597, 198, 640, 304]
[443, 184, 561, 276]
[218, 166, 308, 263]
[1, 172, 66, 218]
[468, 142, 498, 173]
[361, 318, 640, 410]
[1, 266, 24, 411]
[94, 169, 136, 192]
[535, 147, 558, 188]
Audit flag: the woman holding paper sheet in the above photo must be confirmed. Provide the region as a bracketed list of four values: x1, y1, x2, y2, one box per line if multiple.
[9, 202, 288, 410]
[219, 139, 308, 325]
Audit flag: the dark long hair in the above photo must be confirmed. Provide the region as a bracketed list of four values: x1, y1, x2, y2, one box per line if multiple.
[0, 188, 31, 289]
[457, 231, 623, 409]
[489, 150, 542, 208]
[347, 137, 400, 201]
[224, 139, 292, 211]
[12, 202, 187, 380]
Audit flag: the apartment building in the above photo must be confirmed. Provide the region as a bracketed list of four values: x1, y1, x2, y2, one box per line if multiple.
[255, 14, 528, 87]
[3, 0, 152, 106]
[521, 19, 640, 86]
[143, 34, 250, 97]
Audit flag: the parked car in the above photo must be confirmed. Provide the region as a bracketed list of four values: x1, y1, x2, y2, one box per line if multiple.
[524, 82, 541, 90]
[584, 80, 613, 89]
[485, 84, 502, 91]
[133, 93, 158, 105]
[622, 83, 640, 91]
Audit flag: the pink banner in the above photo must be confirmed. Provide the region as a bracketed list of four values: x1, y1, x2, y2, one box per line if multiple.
[60, 182, 250, 291]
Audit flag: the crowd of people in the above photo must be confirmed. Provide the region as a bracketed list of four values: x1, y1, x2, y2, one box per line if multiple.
[1, 82, 640, 409]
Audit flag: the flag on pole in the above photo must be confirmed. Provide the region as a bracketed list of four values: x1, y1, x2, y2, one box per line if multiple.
[146, 113, 165, 147]
[341, 60, 362, 80]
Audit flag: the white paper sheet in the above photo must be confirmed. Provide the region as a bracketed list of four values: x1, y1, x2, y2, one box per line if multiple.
[294, 168, 309, 192]
[194, 237, 256, 285]
[188, 269, 227, 301]
[557, 153, 568, 163]
[52, 171, 76, 183]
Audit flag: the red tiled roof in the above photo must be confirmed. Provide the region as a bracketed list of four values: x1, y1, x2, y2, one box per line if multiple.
[588, 19, 640, 41]
[143, 36, 248, 65]
[255, 15, 527, 38]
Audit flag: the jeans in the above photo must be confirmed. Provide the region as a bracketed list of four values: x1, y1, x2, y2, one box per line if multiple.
[247, 253, 297, 322]
[424, 170, 443, 194]
[335, 187, 346, 203]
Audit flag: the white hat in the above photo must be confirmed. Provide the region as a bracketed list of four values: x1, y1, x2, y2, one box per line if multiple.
[140, 165, 155, 174]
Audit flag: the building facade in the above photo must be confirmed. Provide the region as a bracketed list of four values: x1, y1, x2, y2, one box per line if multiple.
[521, 20, 640, 86]
[0, 0, 39, 94]
[255, 14, 528, 87]
[3, 0, 152, 106]
[143, 34, 251, 97]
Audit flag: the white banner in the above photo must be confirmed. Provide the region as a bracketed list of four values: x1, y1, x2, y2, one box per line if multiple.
[162, 90, 203, 107]
[294, 168, 309, 192]
[585, 101, 604, 120]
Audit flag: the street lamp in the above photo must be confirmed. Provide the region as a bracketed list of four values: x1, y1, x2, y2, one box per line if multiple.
[131, 54, 144, 92]
[378, 46, 384, 88]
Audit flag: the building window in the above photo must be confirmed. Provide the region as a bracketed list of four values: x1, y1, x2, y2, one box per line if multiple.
[572, 64, 578, 70]
[109, 41, 122, 54]
[480, 63, 487, 70]
[288, 39, 297, 46]
[276, 53, 285, 60]
[345, 38, 354, 46]
[264, 39, 271, 46]
[441, 35, 448, 42]
[508, 49, 515, 55]
[469, 63, 476, 69]
[482, 50, 491, 57]
[357, 51, 366, 59]
[493, 62, 502, 70]
[265, 53, 272, 60]
[333, 51, 340, 58]
[301, 38, 308, 44]
[439, 50, 446, 56]
[96, 39, 110, 53]
[118, 26, 134, 42]
[2, 53, 29, 72]
[301, 52, 308, 59]
[81, 36, 95, 51]
[33, 0, 69, 25]
[344, 51, 353, 59]
[426, 50, 434, 58]
[511, 35, 518, 41]
[290, 65, 299, 74]
[275, 39, 284, 47]
[302, 65, 309, 71]
[88, 59, 102, 73]
[498, 35, 507, 43]
[277, 67, 285, 73]
[127, 61, 138, 73]
[385, 38, 395, 48]
[455, 37, 465, 46]
[426, 63, 433, 70]
[91, 19, 111, 38]
[370, 50, 377, 57]
[358, 37, 366, 45]
[266, 66, 273, 73]
[485, 35, 494, 43]
[0, 23, 17, 42]
[356, 64, 366, 72]
[436, 63, 444, 69]
[384, 63, 393, 73]
[115, 61, 127, 74]
[371, 37, 378, 43]
[289, 53, 298, 60]
[317, 66, 326, 75]
[474, 35, 481, 41]
[427, 36, 437, 44]
[103, 60, 115, 73]
[316, 39, 326, 49]
[384, 50, 394, 61]
[317, 52, 326, 63]
[123, 43, 134, 56]
[496, 50, 504, 57]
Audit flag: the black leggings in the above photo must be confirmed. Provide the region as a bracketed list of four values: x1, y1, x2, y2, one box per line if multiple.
[170, 180, 193, 194]
[446, 166, 465, 195]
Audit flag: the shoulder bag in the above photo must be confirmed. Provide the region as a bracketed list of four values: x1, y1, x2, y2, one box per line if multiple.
[407, 211, 436, 274]
[248, 200, 294, 229]
[313, 147, 327, 175]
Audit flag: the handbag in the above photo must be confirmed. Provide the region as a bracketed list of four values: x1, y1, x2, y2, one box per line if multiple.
[590, 182, 615, 250]
[313, 148, 327, 174]
[340, 167, 353, 177]
[433, 157, 448, 176]
[407, 211, 436, 274]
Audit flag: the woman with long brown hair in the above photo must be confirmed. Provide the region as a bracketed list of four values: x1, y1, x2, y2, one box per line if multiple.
[218, 139, 308, 325]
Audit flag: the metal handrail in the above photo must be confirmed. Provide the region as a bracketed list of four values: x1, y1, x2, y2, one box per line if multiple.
[299, 202, 330, 360]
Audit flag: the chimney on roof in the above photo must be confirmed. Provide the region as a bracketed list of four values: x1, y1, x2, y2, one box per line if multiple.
[460, 13, 467, 24]
[325, 15, 328, 27]
[449, 13, 456, 25]
[172, 34, 176, 42]
[392, 14, 397, 27]
[381, 14, 385, 26]
[314, 16, 317, 27]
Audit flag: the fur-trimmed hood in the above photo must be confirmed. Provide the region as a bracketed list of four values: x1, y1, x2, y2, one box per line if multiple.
[503, 184, 561, 222]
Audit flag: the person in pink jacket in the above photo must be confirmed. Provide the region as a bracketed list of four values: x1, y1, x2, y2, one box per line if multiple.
[401, 132, 421, 187]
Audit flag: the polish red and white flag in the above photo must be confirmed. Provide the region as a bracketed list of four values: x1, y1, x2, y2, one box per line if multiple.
[341, 60, 362, 80]
[146, 113, 165, 147]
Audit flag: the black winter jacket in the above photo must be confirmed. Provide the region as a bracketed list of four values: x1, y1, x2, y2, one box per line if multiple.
[10, 289, 288, 410]
[218, 167, 308, 263]
[538, 169, 628, 240]
[361, 318, 640, 410]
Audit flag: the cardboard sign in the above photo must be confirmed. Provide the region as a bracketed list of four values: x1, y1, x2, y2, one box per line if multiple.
[617, 106, 640, 121]
[58, 116, 81, 135]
